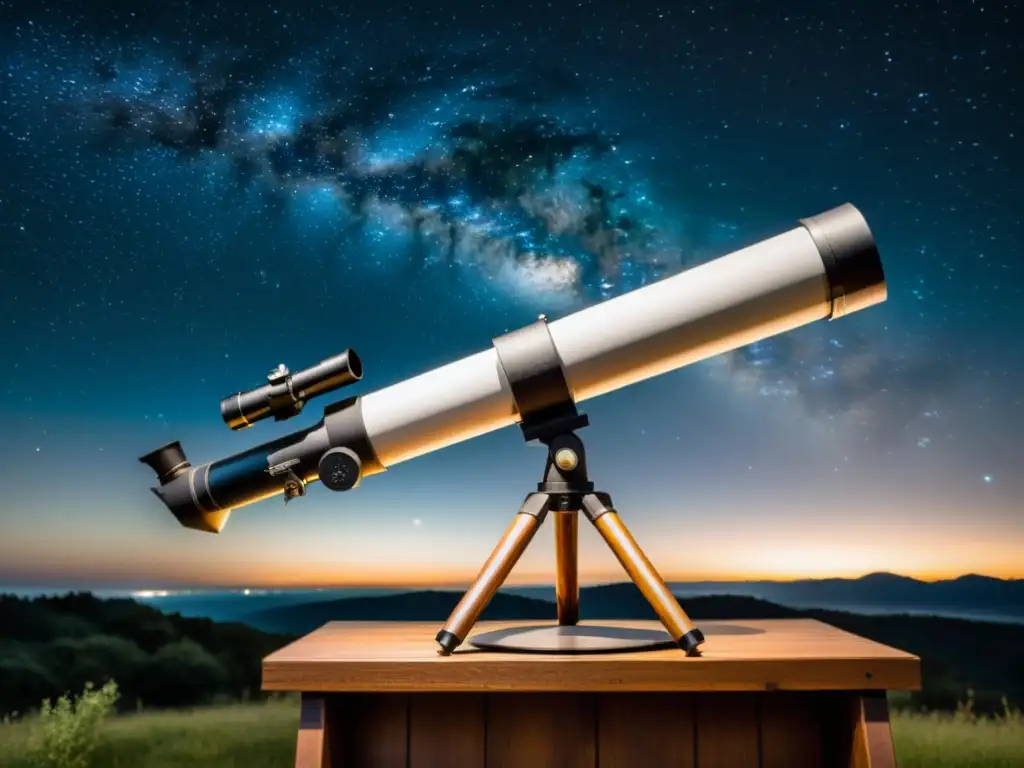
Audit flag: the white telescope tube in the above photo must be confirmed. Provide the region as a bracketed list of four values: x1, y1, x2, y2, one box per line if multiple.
[361, 203, 886, 467]
[141, 202, 887, 532]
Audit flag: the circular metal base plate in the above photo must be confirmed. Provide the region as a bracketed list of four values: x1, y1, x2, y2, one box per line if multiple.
[469, 624, 676, 654]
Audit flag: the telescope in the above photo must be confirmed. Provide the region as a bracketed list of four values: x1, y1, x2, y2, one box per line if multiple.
[141, 203, 887, 657]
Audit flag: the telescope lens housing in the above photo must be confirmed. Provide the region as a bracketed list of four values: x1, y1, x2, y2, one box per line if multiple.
[799, 203, 886, 318]
[220, 349, 363, 430]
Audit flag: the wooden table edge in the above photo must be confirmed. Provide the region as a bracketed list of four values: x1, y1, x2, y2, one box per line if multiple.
[262, 657, 921, 693]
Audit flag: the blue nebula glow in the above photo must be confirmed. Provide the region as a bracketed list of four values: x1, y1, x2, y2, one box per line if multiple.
[246, 94, 304, 137]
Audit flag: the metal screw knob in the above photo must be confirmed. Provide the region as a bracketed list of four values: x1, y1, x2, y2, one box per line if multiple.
[554, 448, 578, 471]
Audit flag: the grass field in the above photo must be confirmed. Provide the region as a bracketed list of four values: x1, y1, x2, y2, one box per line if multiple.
[0, 698, 1021, 767]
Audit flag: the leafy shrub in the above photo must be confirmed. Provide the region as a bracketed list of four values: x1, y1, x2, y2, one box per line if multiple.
[0, 650, 59, 718]
[26, 680, 119, 768]
[137, 639, 229, 708]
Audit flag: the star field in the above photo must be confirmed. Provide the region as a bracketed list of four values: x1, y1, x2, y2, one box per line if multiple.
[0, 0, 1021, 588]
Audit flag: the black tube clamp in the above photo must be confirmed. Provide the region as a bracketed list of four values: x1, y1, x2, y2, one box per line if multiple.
[492, 316, 588, 442]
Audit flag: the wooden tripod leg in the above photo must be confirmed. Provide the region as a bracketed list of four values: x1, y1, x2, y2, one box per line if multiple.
[554, 511, 580, 625]
[436, 494, 550, 655]
[582, 495, 705, 655]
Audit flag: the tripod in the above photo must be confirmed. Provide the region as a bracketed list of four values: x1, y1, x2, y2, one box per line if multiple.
[434, 425, 706, 657]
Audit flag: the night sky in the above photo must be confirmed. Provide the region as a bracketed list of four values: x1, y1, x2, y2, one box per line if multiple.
[1, 0, 1020, 591]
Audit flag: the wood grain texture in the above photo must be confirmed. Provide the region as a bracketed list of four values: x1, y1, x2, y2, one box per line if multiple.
[759, 691, 823, 768]
[334, 694, 407, 768]
[695, 692, 760, 768]
[292, 690, 901, 767]
[591, 513, 698, 638]
[294, 694, 330, 768]
[553, 511, 580, 625]
[262, 619, 921, 693]
[408, 693, 485, 768]
[486, 693, 596, 768]
[850, 693, 898, 768]
[597, 692, 695, 768]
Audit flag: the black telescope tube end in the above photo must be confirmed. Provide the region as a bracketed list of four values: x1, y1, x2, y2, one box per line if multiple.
[292, 348, 363, 399]
[139, 441, 191, 485]
[800, 203, 887, 319]
[220, 389, 268, 431]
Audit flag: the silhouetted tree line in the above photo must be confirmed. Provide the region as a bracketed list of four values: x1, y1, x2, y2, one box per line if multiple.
[0, 593, 295, 717]
[1, 589, 1020, 718]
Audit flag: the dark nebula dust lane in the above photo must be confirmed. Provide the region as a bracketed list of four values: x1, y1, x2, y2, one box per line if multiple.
[74, 43, 677, 297]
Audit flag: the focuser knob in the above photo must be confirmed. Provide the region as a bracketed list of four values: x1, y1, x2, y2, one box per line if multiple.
[318, 447, 362, 492]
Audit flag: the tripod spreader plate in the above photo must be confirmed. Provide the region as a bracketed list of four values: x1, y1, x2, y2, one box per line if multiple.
[469, 624, 676, 654]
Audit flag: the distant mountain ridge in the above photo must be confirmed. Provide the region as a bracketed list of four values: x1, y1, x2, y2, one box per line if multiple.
[240, 572, 1024, 637]
[242, 585, 800, 635]
[662, 571, 1024, 611]
[121, 571, 1023, 626]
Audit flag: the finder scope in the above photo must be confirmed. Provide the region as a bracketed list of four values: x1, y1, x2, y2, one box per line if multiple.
[219, 349, 362, 430]
[141, 203, 888, 534]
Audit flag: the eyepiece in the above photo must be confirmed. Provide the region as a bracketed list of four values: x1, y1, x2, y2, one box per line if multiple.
[139, 441, 191, 484]
[220, 349, 363, 430]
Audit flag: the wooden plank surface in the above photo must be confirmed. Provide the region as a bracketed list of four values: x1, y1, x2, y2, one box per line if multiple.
[759, 691, 823, 768]
[695, 692, 760, 768]
[486, 693, 595, 768]
[409, 693, 485, 768]
[597, 692, 695, 768]
[305, 691, 899, 767]
[262, 619, 920, 693]
[334, 694, 407, 768]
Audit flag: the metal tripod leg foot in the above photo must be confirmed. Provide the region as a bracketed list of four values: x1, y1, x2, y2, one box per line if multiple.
[436, 494, 550, 655]
[582, 494, 705, 656]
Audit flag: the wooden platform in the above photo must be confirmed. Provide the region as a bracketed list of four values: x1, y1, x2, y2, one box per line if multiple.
[263, 620, 921, 767]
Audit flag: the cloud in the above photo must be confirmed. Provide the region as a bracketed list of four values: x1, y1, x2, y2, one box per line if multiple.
[718, 325, 961, 442]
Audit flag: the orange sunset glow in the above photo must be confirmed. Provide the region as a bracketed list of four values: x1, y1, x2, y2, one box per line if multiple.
[3, 501, 1020, 590]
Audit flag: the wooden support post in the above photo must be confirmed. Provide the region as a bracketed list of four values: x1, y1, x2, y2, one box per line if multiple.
[295, 694, 332, 768]
[850, 692, 898, 768]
